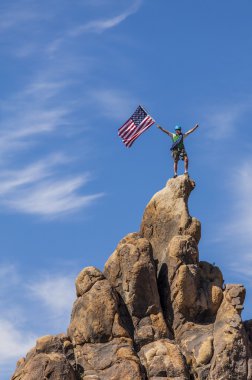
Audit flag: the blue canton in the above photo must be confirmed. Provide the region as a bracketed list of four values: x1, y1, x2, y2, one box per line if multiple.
[131, 106, 147, 126]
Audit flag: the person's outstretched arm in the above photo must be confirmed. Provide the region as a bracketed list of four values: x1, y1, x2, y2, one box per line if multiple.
[184, 123, 199, 137]
[157, 125, 173, 138]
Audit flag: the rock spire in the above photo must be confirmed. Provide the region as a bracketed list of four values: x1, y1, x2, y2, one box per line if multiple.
[11, 175, 252, 380]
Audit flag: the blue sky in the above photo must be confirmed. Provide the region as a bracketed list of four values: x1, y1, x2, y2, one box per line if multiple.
[1, 0, 252, 377]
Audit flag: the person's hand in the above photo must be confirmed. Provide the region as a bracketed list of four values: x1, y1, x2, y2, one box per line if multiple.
[195, 123, 199, 128]
[157, 125, 161, 129]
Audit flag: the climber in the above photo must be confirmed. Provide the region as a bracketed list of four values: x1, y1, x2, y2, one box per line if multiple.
[157, 123, 199, 178]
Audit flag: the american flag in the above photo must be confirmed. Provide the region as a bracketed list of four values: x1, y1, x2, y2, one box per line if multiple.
[118, 105, 155, 148]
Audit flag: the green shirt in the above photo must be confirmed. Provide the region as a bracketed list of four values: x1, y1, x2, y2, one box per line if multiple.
[172, 133, 185, 150]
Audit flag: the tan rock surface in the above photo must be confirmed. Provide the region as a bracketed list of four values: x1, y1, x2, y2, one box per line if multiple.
[139, 339, 189, 379]
[11, 334, 77, 380]
[68, 267, 128, 345]
[140, 176, 201, 274]
[11, 175, 252, 380]
[75, 338, 143, 380]
[104, 235, 170, 347]
[209, 284, 249, 379]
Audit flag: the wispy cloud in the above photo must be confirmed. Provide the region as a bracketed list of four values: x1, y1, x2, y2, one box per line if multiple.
[214, 158, 252, 278]
[229, 257, 252, 280]
[0, 1, 138, 220]
[0, 156, 103, 218]
[90, 89, 136, 121]
[0, 263, 78, 378]
[0, 79, 72, 161]
[69, 0, 142, 36]
[5, 176, 103, 218]
[0, 8, 39, 32]
[27, 275, 75, 316]
[201, 99, 252, 139]
[0, 264, 35, 377]
[0, 319, 35, 362]
[0, 75, 104, 218]
[0, 264, 19, 288]
[0, 155, 68, 196]
[224, 159, 252, 237]
[45, 0, 142, 55]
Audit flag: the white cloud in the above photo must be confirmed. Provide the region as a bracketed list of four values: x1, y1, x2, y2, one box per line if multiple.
[214, 158, 252, 278]
[0, 76, 104, 219]
[27, 275, 76, 316]
[0, 8, 39, 32]
[24, 80, 71, 99]
[0, 156, 103, 218]
[0, 264, 79, 378]
[5, 177, 103, 217]
[90, 89, 136, 121]
[0, 79, 72, 160]
[0, 155, 67, 195]
[202, 103, 247, 139]
[0, 264, 19, 285]
[14, 43, 38, 58]
[224, 160, 252, 236]
[45, 37, 64, 55]
[45, 0, 142, 54]
[200, 98, 252, 141]
[229, 258, 252, 280]
[69, 0, 142, 36]
[0, 319, 35, 363]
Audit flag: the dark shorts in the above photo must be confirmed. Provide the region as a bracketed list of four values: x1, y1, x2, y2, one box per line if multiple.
[172, 148, 188, 162]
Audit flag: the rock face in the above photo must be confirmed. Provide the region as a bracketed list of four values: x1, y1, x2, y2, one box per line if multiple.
[11, 175, 252, 380]
[11, 335, 77, 380]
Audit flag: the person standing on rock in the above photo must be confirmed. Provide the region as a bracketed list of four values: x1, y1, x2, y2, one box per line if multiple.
[157, 124, 199, 178]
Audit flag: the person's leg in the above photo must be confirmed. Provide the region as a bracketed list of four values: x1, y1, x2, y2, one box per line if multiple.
[174, 160, 178, 177]
[184, 155, 189, 174]
[172, 151, 178, 177]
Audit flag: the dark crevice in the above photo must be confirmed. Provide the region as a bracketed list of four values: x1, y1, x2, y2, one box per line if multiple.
[158, 263, 174, 337]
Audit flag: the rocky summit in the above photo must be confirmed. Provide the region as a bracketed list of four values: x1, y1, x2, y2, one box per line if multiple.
[11, 175, 252, 380]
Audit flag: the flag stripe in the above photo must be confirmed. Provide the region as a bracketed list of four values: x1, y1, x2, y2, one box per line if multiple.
[118, 119, 132, 136]
[126, 118, 155, 147]
[124, 122, 154, 147]
[119, 120, 136, 137]
[126, 118, 154, 144]
[121, 123, 137, 140]
[123, 116, 153, 144]
[120, 122, 136, 139]
[118, 105, 155, 148]
[123, 115, 151, 142]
